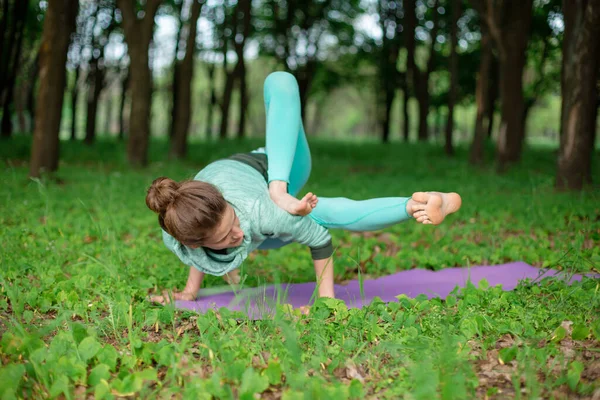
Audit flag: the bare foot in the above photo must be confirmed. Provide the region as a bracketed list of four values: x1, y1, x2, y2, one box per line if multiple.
[150, 290, 196, 305]
[269, 181, 318, 216]
[411, 192, 462, 225]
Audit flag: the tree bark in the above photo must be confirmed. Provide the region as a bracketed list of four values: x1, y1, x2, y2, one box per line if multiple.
[474, 0, 534, 170]
[170, 0, 203, 159]
[205, 62, 216, 138]
[70, 65, 81, 140]
[400, 73, 410, 141]
[556, 0, 600, 190]
[29, 0, 78, 178]
[406, 0, 439, 142]
[116, 0, 162, 167]
[470, 26, 493, 164]
[1, 0, 28, 138]
[219, 68, 236, 140]
[118, 68, 129, 140]
[84, 57, 104, 145]
[487, 55, 499, 138]
[104, 88, 113, 136]
[219, 3, 235, 140]
[444, 0, 461, 156]
[26, 52, 39, 133]
[169, 0, 185, 139]
[236, 0, 251, 139]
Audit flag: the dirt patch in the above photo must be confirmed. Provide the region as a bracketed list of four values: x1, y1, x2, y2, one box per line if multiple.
[472, 334, 600, 399]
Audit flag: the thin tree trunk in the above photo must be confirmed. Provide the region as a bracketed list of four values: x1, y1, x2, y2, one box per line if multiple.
[119, 68, 129, 140]
[237, 59, 247, 138]
[84, 57, 104, 145]
[205, 62, 216, 138]
[70, 65, 81, 140]
[170, 0, 203, 159]
[116, 0, 162, 167]
[487, 56, 498, 138]
[236, 0, 251, 138]
[0, 0, 14, 109]
[381, 87, 393, 143]
[1, 0, 28, 138]
[556, 0, 600, 190]
[104, 89, 113, 136]
[445, 0, 460, 156]
[470, 28, 493, 164]
[406, 0, 438, 142]
[400, 74, 410, 141]
[26, 52, 39, 133]
[219, 69, 236, 139]
[0, 1, 8, 78]
[29, 0, 78, 178]
[170, 0, 185, 136]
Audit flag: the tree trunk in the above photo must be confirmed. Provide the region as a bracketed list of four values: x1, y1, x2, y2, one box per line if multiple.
[381, 86, 393, 143]
[119, 68, 129, 140]
[236, 0, 251, 138]
[1, 0, 28, 138]
[470, 27, 493, 164]
[237, 58, 247, 138]
[84, 58, 104, 145]
[445, 0, 460, 156]
[104, 89, 113, 136]
[170, 0, 203, 159]
[0, 0, 14, 110]
[116, 0, 162, 167]
[490, 1, 534, 170]
[497, 46, 528, 169]
[169, 0, 185, 139]
[70, 65, 80, 140]
[29, 0, 78, 178]
[400, 75, 410, 141]
[205, 63, 216, 138]
[487, 56, 499, 138]
[415, 81, 430, 141]
[405, 0, 438, 142]
[556, 0, 600, 190]
[219, 69, 236, 139]
[26, 52, 39, 133]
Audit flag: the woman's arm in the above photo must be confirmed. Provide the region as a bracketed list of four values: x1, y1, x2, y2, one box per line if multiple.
[182, 266, 205, 297]
[150, 266, 204, 304]
[313, 256, 335, 298]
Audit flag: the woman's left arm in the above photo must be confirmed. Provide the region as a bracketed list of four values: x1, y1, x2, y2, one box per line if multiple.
[313, 256, 335, 298]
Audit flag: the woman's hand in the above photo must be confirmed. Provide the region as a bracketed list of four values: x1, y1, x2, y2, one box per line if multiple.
[298, 305, 311, 315]
[150, 266, 205, 305]
[150, 289, 197, 305]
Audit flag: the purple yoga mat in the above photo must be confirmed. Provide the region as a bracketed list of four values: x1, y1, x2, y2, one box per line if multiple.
[176, 262, 591, 318]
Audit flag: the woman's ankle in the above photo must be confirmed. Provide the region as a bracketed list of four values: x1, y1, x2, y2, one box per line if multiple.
[269, 180, 288, 197]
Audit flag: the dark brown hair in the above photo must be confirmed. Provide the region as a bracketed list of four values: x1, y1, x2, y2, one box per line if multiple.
[146, 177, 227, 247]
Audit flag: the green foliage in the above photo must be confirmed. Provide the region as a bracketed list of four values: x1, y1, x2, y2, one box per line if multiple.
[0, 138, 599, 397]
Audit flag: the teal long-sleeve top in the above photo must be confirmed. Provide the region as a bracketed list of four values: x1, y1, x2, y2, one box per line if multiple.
[161, 159, 333, 276]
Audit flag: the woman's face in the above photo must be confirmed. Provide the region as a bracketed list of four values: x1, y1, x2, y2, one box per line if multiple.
[202, 204, 244, 250]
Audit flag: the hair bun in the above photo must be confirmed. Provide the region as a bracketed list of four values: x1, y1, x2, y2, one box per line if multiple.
[146, 177, 180, 214]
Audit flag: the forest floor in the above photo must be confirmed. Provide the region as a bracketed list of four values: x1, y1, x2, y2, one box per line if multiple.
[1, 137, 599, 399]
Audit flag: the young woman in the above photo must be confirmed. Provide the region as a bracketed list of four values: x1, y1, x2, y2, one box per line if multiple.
[147, 71, 462, 304]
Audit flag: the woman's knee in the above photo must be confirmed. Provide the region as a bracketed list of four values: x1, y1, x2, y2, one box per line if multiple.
[264, 71, 299, 96]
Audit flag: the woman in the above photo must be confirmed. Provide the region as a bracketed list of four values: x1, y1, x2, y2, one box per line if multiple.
[147, 71, 461, 304]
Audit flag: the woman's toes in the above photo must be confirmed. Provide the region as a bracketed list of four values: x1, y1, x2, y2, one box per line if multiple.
[416, 215, 427, 223]
[413, 210, 427, 219]
[412, 203, 426, 212]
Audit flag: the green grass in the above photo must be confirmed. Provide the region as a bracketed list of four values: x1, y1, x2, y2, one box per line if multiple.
[1, 137, 599, 399]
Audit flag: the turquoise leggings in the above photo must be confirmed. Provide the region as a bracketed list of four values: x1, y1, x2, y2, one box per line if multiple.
[258, 72, 412, 250]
